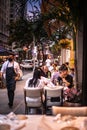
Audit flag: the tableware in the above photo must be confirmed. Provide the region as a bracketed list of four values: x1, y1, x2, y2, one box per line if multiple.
[17, 115, 28, 120]
[61, 126, 79, 130]
[0, 124, 10, 130]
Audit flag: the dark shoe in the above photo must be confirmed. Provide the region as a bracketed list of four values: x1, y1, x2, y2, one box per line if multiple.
[8, 103, 13, 108]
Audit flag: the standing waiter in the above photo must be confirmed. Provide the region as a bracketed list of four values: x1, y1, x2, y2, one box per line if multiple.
[1, 54, 20, 108]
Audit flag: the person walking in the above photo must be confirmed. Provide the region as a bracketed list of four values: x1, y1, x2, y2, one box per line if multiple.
[45, 54, 52, 68]
[0, 54, 20, 108]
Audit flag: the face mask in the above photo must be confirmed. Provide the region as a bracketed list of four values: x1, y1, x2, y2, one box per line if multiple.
[8, 58, 13, 62]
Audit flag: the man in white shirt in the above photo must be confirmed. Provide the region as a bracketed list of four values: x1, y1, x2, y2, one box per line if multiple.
[1, 54, 20, 108]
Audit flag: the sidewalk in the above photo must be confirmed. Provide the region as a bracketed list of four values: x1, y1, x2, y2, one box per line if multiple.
[0, 72, 33, 115]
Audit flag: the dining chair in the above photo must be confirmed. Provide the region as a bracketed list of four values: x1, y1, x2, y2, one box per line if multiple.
[44, 87, 63, 114]
[52, 106, 87, 116]
[24, 87, 44, 114]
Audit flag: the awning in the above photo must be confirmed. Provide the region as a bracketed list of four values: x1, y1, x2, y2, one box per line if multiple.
[0, 48, 14, 56]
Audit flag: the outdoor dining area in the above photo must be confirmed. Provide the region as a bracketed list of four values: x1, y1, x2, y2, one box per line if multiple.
[23, 62, 81, 116]
[18, 70, 87, 130]
[0, 69, 87, 130]
[0, 48, 86, 130]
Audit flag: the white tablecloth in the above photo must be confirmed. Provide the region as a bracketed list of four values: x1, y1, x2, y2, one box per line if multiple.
[0, 113, 87, 130]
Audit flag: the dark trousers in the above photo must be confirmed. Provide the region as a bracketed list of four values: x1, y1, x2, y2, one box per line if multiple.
[8, 90, 14, 106]
[7, 81, 16, 106]
[7, 89, 14, 106]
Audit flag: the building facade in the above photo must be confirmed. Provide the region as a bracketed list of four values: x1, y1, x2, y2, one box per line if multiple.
[0, 0, 10, 49]
[0, 0, 27, 49]
[10, 0, 27, 22]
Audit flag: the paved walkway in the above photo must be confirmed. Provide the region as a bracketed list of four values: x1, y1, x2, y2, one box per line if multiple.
[0, 71, 33, 115]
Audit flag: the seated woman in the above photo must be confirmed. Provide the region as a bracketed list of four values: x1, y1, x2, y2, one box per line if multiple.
[26, 66, 45, 88]
[27, 65, 54, 89]
[51, 63, 59, 85]
[57, 64, 77, 101]
[57, 64, 73, 88]
[25, 66, 55, 105]
[24, 67, 45, 112]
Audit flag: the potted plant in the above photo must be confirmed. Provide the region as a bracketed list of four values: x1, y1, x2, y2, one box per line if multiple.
[59, 38, 71, 48]
[63, 87, 82, 107]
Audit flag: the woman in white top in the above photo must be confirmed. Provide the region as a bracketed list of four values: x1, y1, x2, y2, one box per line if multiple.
[45, 54, 52, 68]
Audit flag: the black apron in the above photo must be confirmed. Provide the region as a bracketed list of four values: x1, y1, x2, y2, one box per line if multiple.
[6, 62, 16, 90]
[6, 62, 16, 106]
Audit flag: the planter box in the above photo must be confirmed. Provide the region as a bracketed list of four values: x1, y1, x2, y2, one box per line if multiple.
[63, 101, 81, 107]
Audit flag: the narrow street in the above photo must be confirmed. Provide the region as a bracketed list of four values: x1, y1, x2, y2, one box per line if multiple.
[0, 70, 33, 115]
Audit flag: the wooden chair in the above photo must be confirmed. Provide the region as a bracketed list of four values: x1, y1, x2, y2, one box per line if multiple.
[52, 106, 87, 116]
[45, 87, 63, 114]
[24, 87, 44, 114]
